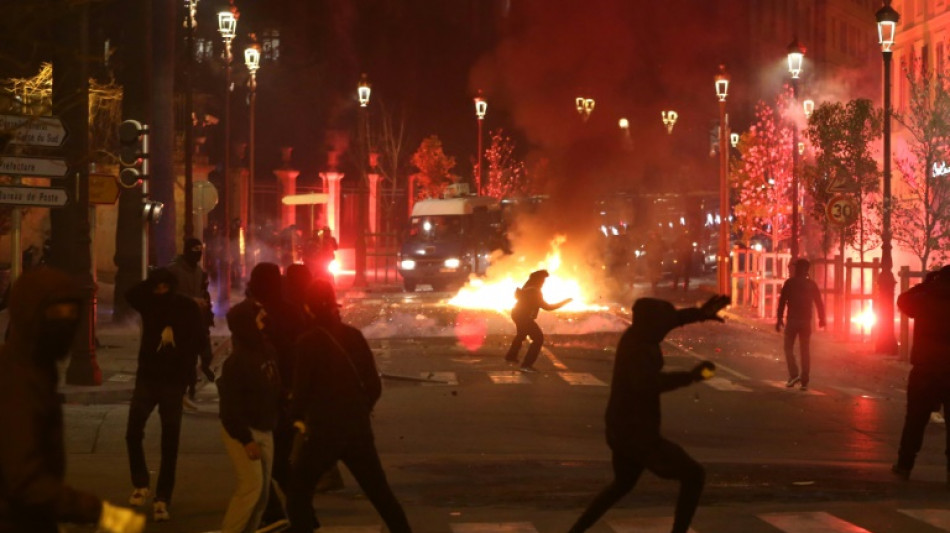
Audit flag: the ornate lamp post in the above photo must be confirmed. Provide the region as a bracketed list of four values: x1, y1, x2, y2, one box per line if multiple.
[244, 44, 260, 250]
[788, 37, 806, 260]
[715, 65, 731, 294]
[184, 0, 198, 238]
[661, 110, 678, 134]
[474, 90, 487, 195]
[876, 0, 900, 355]
[354, 73, 371, 287]
[217, 9, 236, 310]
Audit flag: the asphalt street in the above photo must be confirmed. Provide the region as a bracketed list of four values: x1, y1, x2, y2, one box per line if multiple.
[56, 286, 949, 533]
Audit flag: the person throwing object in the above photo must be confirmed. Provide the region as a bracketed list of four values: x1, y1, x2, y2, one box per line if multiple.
[503, 269, 572, 373]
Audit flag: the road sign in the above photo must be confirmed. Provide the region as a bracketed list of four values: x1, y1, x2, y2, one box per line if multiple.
[0, 155, 68, 178]
[0, 186, 68, 208]
[89, 173, 119, 204]
[0, 114, 67, 147]
[826, 194, 859, 226]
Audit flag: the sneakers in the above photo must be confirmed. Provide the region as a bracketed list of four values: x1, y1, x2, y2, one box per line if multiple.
[256, 518, 290, 533]
[153, 500, 170, 522]
[785, 376, 801, 388]
[128, 487, 149, 506]
[891, 463, 911, 481]
[182, 395, 199, 412]
[520, 366, 538, 373]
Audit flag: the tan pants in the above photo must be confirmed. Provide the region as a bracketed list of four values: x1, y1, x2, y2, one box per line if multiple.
[221, 425, 274, 533]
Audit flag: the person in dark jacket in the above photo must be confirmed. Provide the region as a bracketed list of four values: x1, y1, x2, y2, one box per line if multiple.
[776, 258, 826, 391]
[892, 265, 950, 486]
[167, 237, 215, 409]
[568, 295, 729, 533]
[219, 263, 284, 532]
[124, 268, 207, 521]
[0, 268, 144, 533]
[286, 280, 412, 533]
[503, 269, 572, 372]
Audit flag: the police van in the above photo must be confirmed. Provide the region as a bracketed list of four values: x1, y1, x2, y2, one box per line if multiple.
[398, 186, 506, 292]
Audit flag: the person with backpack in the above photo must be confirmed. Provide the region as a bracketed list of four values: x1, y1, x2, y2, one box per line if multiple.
[503, 269, 572, 373]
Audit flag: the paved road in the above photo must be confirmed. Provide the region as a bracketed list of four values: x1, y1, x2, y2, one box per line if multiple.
[60, 290, 949, 532]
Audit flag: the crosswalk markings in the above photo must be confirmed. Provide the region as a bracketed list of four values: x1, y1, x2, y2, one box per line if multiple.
[899, 509, 950, 530]
[663, 341, 750, 380]
[607, 516, 697, 532]
[764, 380, 827, 396]
[557, 372, 608, 386]
[541, 346, 569, 370]
[759, 511, 872, 532]
[703, 376, 753, 392]
[487, 371, 531, 384]
[450, 522, 537, 533]
[419, 371, 459, 385]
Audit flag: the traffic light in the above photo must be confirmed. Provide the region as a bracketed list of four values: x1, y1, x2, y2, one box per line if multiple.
[119, 119, 148, 187]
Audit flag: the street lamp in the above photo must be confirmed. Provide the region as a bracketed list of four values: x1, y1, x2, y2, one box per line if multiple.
[354, 73, 372, 287]
[576, 96, 594, 121]
[715, 64, 731, 295]
[803, 98, 815, 119]
[474, 90, 487, 195]
[661, 110, 678, 134]
[618, 117, 629, 130]
[244, 43, 260, 256]
[788, 37, 806, 260]
[217, 8, 236, 311]
[183, 0, 199, 239]
[358, 73, 371, 107]
[730, 132, 740, 148]
[876, 0, 900, 355]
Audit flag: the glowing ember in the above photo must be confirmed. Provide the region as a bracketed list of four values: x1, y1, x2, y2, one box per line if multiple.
[449, 235, 607, 312]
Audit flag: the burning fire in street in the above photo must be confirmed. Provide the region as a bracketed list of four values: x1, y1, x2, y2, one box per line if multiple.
[449, 235, 608, 312]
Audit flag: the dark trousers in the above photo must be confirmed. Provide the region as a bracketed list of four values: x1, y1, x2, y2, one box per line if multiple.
[783, 322, 812, 385]
[125, 381, 186, 503]
[286, 421, 411, 533]
[897, 366, 950, 471]
[262, 410, 294, 522]
[569, 438, 705, 533]
[504, 318, 544, 368]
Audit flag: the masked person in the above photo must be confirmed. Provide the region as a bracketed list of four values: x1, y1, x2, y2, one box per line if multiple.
[219, 263, 284, 533]
[504, 269, 572, 373]
[568, 295, 730, 533]
[286, 280, 412, 533]
[0, 268, 145, 533]
[893, 266, 950, 486]
[776, 258, 826, 391]
[124, 268, 208, 522]
[167, 237, 215, 410]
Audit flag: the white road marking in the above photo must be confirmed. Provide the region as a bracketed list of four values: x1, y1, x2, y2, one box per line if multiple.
[899, 509, 950, 531]
[663, 341, 750, 380]
[541, 346, 569, 370]
[608, 516, 698, 532]
[557, 372, 607, 386]
[420, 371, 458, 386]
[759, 511, 872, 532]
[487, 371, 531, 384]
[451, 522, 537, 533]
[703, 376, 753, 392]
[763, 380, 827, 396]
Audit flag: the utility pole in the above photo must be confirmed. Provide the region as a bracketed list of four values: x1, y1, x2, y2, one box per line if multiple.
[151, 0, 176, 265]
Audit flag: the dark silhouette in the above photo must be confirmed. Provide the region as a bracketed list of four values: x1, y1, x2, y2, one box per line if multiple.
[892, 265, 950, 486]
[671, 232, 693, 291]
[568, 295, 729, 533]
[645, 231, 665, 291]
[124, 269, 208, 521]
[504, 269, 572, 372]
[0, 268, 145, 533]
[776, 258, 826, 391]
[307, 226, 338, 282]
[286, 280, 412, 533]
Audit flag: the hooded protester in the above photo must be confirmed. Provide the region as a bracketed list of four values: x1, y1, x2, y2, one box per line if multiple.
[218, 263, 285, 533]
[124, 268, 208, 521]
[167, 237, 215, 409]
[504, 269, 572, 372]
[776, 258, 826, 391]
[568, 295, 730, 533]
[286, 280, 412, 533]
[893, 265, 950, 485]
[0, 268, 144, 533]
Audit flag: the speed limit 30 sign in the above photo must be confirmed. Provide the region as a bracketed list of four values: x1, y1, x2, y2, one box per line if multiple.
[826, 194, 859, 226]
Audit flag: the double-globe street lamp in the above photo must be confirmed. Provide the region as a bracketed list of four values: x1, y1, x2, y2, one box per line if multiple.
[875, 0, 900, 355]
[661, 110, 678, 134]
[474, 91, 487, 195]
[217, 9, 237, 310]
[788, 37, 806, 260]
[244, 44, 261, 259]
[715, 65, 731, 295]
[575, 97, 595, 121]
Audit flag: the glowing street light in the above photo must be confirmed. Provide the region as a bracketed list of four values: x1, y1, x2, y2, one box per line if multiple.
[714, 64, 731, 294]
[474, 90, 487, 195]
[730, 132, 739, 148]
[357, 73, 372, 107]
[576, 96, 595, 121]
[618, 117, 629, 130]
[787, 37, 806, 79]
[244, 43, 261, 249]
[661, 110, 678, 134]
[216, 7, 237, 311]
[787, 37, 806, 259]
[803, 98, 815, 118]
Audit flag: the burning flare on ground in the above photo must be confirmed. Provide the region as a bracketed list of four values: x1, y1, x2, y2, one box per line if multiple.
[449, 235, 607, 312]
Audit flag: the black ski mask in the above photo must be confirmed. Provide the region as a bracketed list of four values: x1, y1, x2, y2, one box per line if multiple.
[184, 238, 203, 267]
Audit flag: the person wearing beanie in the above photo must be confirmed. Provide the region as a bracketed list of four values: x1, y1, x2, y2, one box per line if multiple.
[124, 268, 208, 521]
[568, 294, 729, 533]
[167, 237, 215, 410]
[504, 269, 572, 372]
[776, 258, 826, 391]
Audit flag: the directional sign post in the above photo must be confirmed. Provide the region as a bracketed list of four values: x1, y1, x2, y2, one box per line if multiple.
[0, 186, 69, 208]
[0, 155, 69, 178]
[0, 114, 67, 148]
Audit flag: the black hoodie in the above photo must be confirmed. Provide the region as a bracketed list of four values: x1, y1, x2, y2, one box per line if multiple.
[605, 298, 703, 449]
[0, 269, 101, 532]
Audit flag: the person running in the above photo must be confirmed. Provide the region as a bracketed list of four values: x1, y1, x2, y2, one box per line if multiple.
[286, 280, 412, 533]
[124, 268, 207, 522]
[0, 268, 145, 533]
[503, 269, 572, 373]
[167, 237, 215, 410]
[776, 258, 826, 391]
[568, 295, 729, 533]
